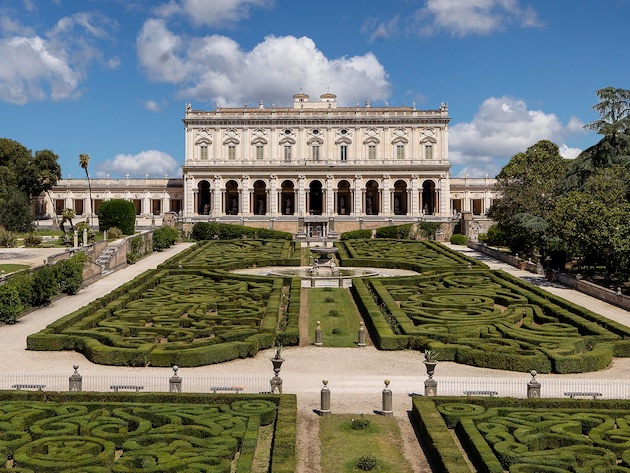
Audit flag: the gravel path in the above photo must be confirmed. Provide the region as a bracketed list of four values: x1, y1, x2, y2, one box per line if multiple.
[2, 242, 630, 472]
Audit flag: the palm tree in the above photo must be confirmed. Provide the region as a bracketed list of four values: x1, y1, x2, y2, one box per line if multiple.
[79, 153, 93, 227]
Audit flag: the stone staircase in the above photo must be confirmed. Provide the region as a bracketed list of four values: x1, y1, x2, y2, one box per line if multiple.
[95, 246, 118, 276]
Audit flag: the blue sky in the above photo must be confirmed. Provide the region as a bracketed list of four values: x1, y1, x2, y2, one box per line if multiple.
[1, 0, 628, 179]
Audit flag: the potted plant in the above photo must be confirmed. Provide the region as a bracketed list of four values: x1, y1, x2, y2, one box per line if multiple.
[423, 349, 438, 379]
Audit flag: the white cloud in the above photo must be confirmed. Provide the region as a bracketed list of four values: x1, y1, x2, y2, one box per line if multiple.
[416, 0, 542, 37]
[137, 22, 391, 106]
[144, 100, 161, 112]
[558, 144, 581, 160]
[0, 12, 118, 104]
[363, 16, 399, 42]
[155, 0, 272, 27]
[450, 96, 583, 176]
[95, 150, 181, 178]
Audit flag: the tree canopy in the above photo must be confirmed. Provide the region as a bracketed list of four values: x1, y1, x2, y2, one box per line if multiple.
[0, 138, 62, 231]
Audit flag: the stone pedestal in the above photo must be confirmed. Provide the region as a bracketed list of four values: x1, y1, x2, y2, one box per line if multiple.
[424, 378, 437, 396]
[169, 365, 182, 393]
[358, 322, 366, 347]
[319, 380, 331, 416]
[69, 365, 82, 392]
[527, 370, 540, 398]
[381, 379, 393, 416]
[315, 321, 323, 346]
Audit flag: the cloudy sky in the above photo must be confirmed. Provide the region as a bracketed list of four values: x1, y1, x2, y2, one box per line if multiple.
[1, 0, 627, 178]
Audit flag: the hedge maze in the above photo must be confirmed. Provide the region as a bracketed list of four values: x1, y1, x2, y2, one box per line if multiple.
[336, 239, 484, 272]
[413, 396, 630, 473]
[28, 240, 302, 366]
[339, 240, 630, 373]
[0, 392, 296, 472]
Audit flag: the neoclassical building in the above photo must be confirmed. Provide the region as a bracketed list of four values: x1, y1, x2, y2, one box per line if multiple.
[44, 93, 497, 238]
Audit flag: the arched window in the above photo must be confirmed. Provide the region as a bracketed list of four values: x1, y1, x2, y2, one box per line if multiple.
[223, 137, 239, 160]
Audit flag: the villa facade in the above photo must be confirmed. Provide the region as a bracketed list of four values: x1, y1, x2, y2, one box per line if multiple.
[42, 93, 497, 238]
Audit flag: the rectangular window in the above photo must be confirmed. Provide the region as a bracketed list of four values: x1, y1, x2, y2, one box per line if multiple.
[425, 145, 433, 160]
[200, 145, 208, 160]
[152, 199, 161, 215]
[170, 199, 183, 214]
[472, 199, 483, 215]
[340, 145, 347, 161]
[55, 199, 65, 215]
[93, 199, 102, 214]
[284, 146, 292, 162]
[312, 145, 320, 161]
[228, 145, 236, 160]
[256, 145, 264, 160]
[396, 145, 405, 160]
[74, 199, 84, 215]
[368, 145, 376, 160]
[132, 199, 142, 215]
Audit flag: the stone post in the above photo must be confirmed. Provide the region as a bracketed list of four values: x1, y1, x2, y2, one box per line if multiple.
[319, 379, 331, 416]
[381, 379, 393, 416]
[169, 365, 182, 393]
[315, 321, 323, 346]
[357, 321, 366, 347]
[73, 230, 78, 248]
[69, 365, 82, 392]
[527, 370, 540, 399]
[83, 228, 88, 246]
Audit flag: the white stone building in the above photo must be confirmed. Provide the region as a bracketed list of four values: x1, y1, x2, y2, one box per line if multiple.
[43, 92, 497, 238]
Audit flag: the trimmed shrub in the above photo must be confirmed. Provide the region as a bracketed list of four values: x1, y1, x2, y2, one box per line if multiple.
[375, 223, 413, 239]
[351, 415, 370, 430]
[356, 455, 377, 471]
[340, 229, 372, 240]
[97, 199, 136, 235]
[31, 265, 59, 306]
[56, 253, 86, 295]
[126, 235, 143, 264]
[191, 222, 292, 241]
[153, 226, 178, 251]
[0, 284, 22, 324]
[449, 233, 468, 245]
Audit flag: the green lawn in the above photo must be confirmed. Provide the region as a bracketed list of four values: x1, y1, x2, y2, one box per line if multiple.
[320, 414, 413, 473]
[307, 288, 365, 347]
[0, 264, 29, 274]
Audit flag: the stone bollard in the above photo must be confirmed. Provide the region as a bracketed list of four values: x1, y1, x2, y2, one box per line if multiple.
[381, 379, 393, 416]
[358, 322, 366, 347]
[69, 365, 82, 392]
[169, 365, 182, 393]
[83, 228, 88, 246]
[315, 321, 323, 346]
[319, 379, 331, 416]
[527, 370, 540, 398]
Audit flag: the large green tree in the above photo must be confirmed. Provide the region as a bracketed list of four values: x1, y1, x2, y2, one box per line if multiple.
[487, 140, 568, 257]
[550, 165, 630, 282]
[563, 87, 630, 191]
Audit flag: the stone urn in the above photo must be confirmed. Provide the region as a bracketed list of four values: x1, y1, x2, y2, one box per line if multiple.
[270, 346, 285, 375]
[423, 349, 438, 379]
